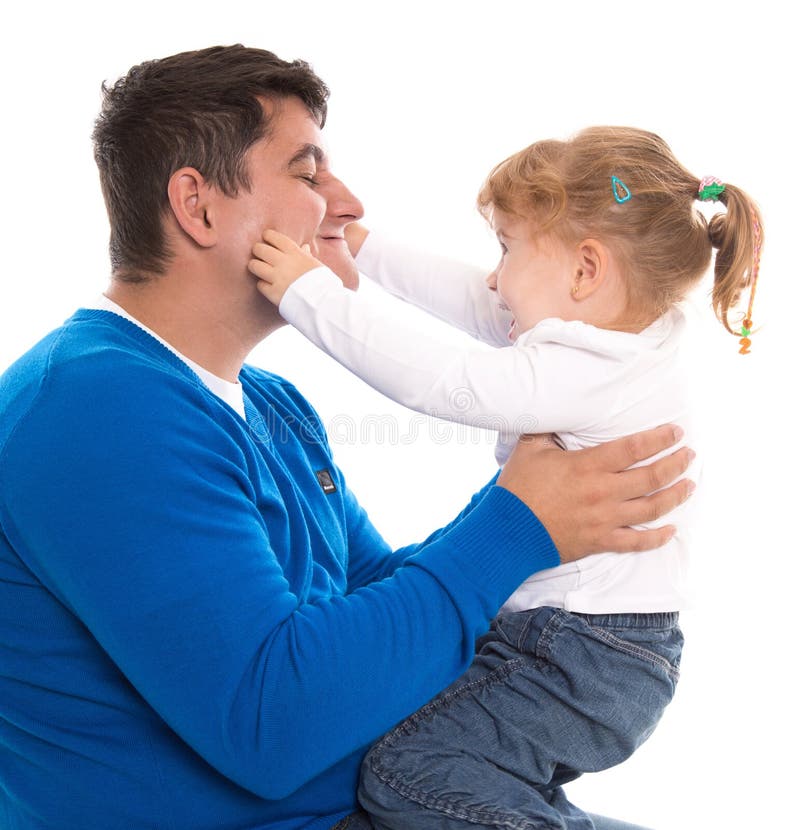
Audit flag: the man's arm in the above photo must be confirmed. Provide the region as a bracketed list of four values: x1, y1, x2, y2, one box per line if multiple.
[344, 426, 693, 594]
[496, 427, 694, 559]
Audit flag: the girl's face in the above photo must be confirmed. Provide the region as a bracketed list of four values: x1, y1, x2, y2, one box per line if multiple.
[486, 212, 576, 340]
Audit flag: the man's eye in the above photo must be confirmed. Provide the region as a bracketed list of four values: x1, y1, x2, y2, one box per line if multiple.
[300, 173, 320, 186]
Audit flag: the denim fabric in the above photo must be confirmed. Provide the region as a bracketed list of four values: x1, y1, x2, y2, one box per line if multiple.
[331, 811, 654, 830]
[330, 811, 372, 830]
[358, 607, 681, 830]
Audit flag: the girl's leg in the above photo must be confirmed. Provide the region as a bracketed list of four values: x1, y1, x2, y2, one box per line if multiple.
[335, 811, 654, 830]
[359, 609, 680, 830]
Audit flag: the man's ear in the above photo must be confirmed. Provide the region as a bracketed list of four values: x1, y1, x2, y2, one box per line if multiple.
[166, 167, 217, 248]
[572, 239, 609, 299]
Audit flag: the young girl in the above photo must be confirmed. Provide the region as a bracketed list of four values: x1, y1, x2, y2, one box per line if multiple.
[249, 127, 763, 830]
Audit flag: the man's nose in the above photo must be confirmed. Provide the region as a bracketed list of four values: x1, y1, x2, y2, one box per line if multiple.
[486, 271, 498, 291]
[324, 176, 364, 224]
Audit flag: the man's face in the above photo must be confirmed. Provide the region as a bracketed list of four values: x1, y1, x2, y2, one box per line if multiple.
[212, 96, 363, 291]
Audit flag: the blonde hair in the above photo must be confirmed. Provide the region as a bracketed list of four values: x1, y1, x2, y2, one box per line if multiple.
[477, 126, 763, 333]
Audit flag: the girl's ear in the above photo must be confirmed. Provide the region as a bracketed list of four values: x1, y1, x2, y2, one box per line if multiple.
[166, 167, 217, 248]
[572, 239, 609, 299]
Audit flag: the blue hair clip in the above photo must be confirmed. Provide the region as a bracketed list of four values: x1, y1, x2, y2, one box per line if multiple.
[611, 175, 632, 203]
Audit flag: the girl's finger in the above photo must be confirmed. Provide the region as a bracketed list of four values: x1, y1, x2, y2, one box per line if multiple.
[247, 259, 273, 281]
[262, 229, 297, 252]
[252, 242, 280, 263]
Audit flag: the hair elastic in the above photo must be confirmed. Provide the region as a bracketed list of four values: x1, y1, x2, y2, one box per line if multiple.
[698, 176, 726, 202]
[611, 175, 631, 203]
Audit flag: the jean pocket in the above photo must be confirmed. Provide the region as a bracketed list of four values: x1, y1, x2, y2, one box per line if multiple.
[584, 623, 683, 684]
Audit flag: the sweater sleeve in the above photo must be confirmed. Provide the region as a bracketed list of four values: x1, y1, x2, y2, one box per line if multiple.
[280, 267, 610, 436]
[0, 353, 558, 801]
[355, 232, 512, 347]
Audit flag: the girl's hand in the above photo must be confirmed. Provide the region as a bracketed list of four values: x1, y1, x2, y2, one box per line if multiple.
[344, 222, 369, 258]
[249, 229, 322, 306]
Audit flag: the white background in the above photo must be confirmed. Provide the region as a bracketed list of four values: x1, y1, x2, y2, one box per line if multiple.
[1, 2, 796, 828]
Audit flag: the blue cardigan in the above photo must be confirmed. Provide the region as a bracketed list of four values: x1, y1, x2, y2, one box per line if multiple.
[0, 310, 558, 830]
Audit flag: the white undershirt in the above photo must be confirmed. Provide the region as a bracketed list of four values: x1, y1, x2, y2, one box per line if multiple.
[89, 295, 246, 420]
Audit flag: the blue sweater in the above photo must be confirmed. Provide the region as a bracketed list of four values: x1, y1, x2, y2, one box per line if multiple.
[0, 310, 559, 830]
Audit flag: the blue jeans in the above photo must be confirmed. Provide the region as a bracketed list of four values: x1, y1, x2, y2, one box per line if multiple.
[358, 607, 682, 830]
[332, 811, 654, 830]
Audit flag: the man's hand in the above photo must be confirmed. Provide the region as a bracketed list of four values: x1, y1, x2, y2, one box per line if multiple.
[249, 230, 322, 306]
[496, 425, 695, 563]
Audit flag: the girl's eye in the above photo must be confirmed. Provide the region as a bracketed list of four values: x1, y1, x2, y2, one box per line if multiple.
[499, 242, 508, 255]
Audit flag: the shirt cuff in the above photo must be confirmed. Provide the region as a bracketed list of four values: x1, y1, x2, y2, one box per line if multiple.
[279, 265, 343, 323]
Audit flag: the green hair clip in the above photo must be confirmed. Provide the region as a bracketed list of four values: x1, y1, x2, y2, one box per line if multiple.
[698, 175, 726, 202]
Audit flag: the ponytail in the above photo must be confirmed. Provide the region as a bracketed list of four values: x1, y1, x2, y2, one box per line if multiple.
[705, 182, 764, 349]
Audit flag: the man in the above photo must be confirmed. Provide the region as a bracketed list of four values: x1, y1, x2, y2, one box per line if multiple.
[0, 45, 691, 830]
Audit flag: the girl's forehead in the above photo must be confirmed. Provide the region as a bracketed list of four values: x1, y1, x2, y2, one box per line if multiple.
[492, 212, 539, 240]
[492, 210, 522, 233]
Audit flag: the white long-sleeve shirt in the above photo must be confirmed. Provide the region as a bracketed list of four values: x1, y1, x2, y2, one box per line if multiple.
[279, 233, 700, 613]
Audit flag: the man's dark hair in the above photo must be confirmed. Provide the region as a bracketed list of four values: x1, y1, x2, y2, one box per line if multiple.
[92, 44, 330, 281]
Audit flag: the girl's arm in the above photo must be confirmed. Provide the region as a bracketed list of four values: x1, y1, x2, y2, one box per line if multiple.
[276, 266, 600, 437]
[353, 228, 512, 348]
